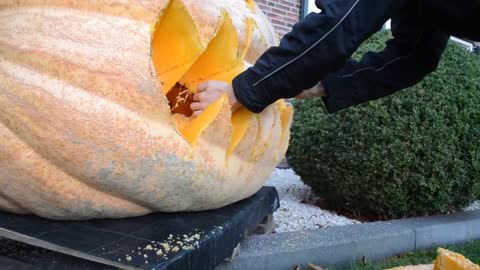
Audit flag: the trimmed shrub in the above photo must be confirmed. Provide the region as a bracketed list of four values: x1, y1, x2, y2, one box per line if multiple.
[287, 31, 480, 218]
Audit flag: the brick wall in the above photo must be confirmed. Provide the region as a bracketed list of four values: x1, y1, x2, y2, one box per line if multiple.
[255, 0, 302, 37]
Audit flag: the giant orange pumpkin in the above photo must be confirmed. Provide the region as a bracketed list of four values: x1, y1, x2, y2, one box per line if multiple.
[0, 0, 293, 219]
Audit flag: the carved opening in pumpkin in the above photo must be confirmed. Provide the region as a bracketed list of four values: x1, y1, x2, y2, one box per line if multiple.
[166, 83, 194, 117]
[151, 0, 257, 150]
[246, 0, 257, 12]
[151, 0, 204, 95]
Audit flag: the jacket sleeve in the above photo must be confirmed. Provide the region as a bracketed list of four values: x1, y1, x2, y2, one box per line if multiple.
[321, 6, 450, 113]
[232, 0, 404, 113]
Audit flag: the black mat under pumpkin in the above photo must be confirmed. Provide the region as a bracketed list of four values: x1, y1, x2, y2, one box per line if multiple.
[0, 187, 279, 270]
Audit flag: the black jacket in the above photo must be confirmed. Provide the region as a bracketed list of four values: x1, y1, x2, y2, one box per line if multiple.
[232, 0, 480, 113]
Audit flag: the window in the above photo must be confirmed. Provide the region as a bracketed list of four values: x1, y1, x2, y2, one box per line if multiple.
[301, 0, 321, 18]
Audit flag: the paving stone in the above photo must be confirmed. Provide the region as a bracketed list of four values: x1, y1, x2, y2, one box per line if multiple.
[218, 210, 480, 270]
[216, 222, 415, 270]
[392, 210, 480, 250]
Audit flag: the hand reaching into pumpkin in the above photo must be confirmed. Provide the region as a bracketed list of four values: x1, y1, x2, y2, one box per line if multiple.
[190, 80, 326, 117]
[191, 80, 240, 117]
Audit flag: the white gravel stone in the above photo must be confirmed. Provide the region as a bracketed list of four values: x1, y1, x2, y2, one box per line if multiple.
[464, 201, 480, 211]
[265, 169, 359, 233]
[265, 168, 480, 233]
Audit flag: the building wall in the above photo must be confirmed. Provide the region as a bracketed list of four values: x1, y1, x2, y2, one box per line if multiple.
[255, 0, 302, 37]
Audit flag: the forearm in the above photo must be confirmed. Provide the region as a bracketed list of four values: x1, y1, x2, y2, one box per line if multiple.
[322, 29, 449, 113]
[233, 0, 403, 113]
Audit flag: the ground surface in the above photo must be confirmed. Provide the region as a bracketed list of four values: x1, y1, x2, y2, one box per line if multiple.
[265, 169, 359, 233]
[267, 168, 480, 233]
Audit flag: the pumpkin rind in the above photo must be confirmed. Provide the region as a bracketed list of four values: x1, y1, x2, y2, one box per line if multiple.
[0, 0, 293, 219]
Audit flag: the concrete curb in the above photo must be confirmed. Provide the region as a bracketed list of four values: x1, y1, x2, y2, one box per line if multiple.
[216, 210, 480, 270]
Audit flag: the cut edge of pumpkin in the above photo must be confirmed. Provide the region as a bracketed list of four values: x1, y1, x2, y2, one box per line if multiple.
[150, 1, 264, 158]
[226, 107, 254, 159]
[246, 102, 283, 167]
[245, 0, 256, 12]
[239, 18, 255, 60]
[151, 0, 207, 94]
[274, 100, 293, 160]
[180, 95, 228, 146]
[178, 11, 241, 93]
[433, 248, 480, 270]
[250, 106, 275, 162]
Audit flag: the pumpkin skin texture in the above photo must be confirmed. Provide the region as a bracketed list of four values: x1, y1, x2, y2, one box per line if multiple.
[0, 0, 293, 220]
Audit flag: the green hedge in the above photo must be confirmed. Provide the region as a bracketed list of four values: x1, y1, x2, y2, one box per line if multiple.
[287, 31, 480, 218]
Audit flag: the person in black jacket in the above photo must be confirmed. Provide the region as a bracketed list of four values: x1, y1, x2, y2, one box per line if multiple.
[190, 0, 479, 116]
